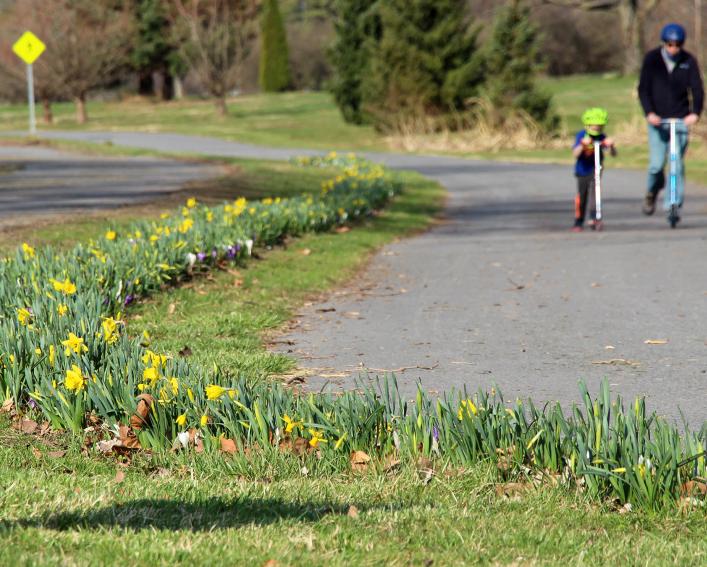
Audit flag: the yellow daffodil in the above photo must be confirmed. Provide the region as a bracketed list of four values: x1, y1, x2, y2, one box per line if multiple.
[176, 413, 187, 427]
[187, 388, 194, 402]
[101, 317, 120, 345]
[206, 211, 213, 222]
[169, 377, 179, 395]
[48, 345, 55, 367]
[50, 277, 77, 295]
[308, 428, 327, 448]
[143, 366, 159, 385]
[105, 230, 117, 241]
[205, 384, 226, 400]
[186, 197, 197, 208]
[62, 333, 88, 356]
[22, 242, 35, 259]
[200, 414, 209, 427]
[17, 307, 31, 326]
[178, 218, 193, 233]
[283, 414, 303, 433]
[57, 304, 69, 316]
[64, 365, 86, 392]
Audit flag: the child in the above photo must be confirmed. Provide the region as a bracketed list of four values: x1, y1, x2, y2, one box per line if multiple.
[572, 107, 617, 231]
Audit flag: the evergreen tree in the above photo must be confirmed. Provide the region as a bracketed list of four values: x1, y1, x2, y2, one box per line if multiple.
[362, 0, 484, 131]
[259, 0, 291, 92]
[483, 0, 558, 131]
[329, 0, 377, 124]
[132, 0, 175, 98]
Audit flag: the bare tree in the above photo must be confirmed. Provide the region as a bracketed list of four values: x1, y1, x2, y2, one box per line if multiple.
[537, 0, 660, 75]
[170, 0, 259, 116]
[0, 0, 135, 123]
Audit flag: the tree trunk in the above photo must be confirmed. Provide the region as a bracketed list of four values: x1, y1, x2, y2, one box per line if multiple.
[161, 70, 174, 101]
[618, 0, 643, 75]
[174, 76, 184, 100]
[215, 95, 228, 116]
[75, 93, 88, 124]
[42, 99, 53, 125]
[138, 71, 154, 96]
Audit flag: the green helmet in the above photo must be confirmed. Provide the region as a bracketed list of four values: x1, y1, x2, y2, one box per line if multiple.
[582, 107, 608, 126]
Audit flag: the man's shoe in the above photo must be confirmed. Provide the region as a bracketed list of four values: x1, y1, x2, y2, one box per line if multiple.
[642, 193, 656, 215]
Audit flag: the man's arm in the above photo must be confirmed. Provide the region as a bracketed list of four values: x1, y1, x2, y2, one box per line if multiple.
[689, 55, 704, 116]
[637, 52, 655, 116]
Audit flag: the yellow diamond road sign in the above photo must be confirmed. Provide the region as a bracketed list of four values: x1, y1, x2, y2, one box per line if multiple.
[12, 31, 46, 65]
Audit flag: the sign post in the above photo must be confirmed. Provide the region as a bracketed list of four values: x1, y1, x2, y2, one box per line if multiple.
[12, 31, 46, 135]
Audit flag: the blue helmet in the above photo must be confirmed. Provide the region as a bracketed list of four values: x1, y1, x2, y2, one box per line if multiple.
[661, 23, 686, 44]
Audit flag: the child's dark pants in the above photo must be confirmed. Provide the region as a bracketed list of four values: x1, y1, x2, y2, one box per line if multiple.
[574, 174, 596, 226]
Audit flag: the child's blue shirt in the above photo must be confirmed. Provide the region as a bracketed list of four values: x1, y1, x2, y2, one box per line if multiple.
[574, 129, 607, 176]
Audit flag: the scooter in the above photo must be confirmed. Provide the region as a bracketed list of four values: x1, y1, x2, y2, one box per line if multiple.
[593, 137, 604, 230]
[662, 118, 683, 229]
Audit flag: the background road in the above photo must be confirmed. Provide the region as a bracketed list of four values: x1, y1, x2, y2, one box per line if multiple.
[0, 144, 215, 221]
[3, 131, 705, 428]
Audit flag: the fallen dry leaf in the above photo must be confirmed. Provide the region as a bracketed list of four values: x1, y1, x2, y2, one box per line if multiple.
[644, 339, 668, 345]
[31, 447, 42, 459]
[220, 437, 237, 454]
[383, 455, 401, 473]
[167, 303, 176, 315]
[20, 419, 38, 435]
[114, 469, 125, 484]
[119, 425, 142, 449]
[680, 480, 707, 497]
[335, 226, 351, 234]
[347, 505, 359, 518]
[590, 282, 602, 288]
[350, 450, 371, 472]
[1, 399, 13, 413]
[301, 248, 311, 256]
[47, 450, 66, 458]
[342, 311, 362, 319]
[178, 345, 193, 357]
[495, 482, 531, 499]
[262, 561, 279, 567]
[130, 394, 155, 430]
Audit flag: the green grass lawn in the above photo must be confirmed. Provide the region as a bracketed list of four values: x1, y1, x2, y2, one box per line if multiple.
[0, 92, 382, 151]
[1, 417, 705, 566]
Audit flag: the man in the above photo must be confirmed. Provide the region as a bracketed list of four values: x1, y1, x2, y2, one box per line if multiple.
[637, 23, 704, 221]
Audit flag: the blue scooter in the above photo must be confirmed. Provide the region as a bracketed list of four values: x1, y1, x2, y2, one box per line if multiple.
[662, 118, 683, 229]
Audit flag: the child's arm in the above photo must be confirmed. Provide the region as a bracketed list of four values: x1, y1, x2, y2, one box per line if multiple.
[572, 135, 593, 158]
[602, 137, 618, 157]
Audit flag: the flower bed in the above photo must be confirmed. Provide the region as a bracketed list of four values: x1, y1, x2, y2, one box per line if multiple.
[0, 154, 704, 510]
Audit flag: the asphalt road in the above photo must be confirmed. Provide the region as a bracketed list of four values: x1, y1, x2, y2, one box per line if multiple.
[0, 144, 215, 221]
[7, 131, 707, 428]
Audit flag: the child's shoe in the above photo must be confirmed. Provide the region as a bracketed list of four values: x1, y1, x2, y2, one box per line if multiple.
[588, 219, 603, 231]
[571, 225, 583, 233]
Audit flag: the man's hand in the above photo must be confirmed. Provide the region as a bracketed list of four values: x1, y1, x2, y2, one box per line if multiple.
[684, 113, 699, 126]
[601, 137, 615, 148]
[647, 112, 662, 126]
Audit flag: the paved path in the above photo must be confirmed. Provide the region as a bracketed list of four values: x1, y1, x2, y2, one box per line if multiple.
[0, 144, 215, 221]
[10, 131, 707, 428]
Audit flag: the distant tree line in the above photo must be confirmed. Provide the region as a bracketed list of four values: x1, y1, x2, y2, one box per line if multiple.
[330, 0, 557, 133]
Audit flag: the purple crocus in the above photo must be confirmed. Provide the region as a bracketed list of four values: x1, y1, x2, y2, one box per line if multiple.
[196, 251, 207, 262]
[124, 294, 135, 306]
[211, 247, 218, 259]
[27, 398, 37, 410]
[432, 426, 439, 442]
[226, 245, 237, 259]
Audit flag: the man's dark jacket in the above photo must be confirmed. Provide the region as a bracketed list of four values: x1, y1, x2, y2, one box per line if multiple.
[638, 47, 704, 118]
